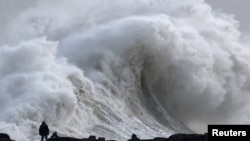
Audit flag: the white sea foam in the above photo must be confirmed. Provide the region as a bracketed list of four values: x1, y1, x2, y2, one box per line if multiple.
[0, 0, 250, 141]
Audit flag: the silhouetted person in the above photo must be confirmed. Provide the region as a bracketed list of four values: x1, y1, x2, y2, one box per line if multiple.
[39, 121, 49, 141]
[129, 134, 140, 141]
[50, 131, 58, 139]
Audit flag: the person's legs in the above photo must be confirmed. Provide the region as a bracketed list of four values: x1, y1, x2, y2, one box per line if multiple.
[45, 135, 48, 141]
[41, 136, 44, 141]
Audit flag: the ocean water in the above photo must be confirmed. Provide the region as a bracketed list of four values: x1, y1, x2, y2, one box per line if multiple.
[0, 0, 250, 141]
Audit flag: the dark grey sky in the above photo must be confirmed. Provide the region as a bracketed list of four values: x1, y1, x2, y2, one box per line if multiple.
[206, 0, 250, 33]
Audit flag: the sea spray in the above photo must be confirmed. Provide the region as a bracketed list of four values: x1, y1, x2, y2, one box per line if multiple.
[0, 0, 250, 141]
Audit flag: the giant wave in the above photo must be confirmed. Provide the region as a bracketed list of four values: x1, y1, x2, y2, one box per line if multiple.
[0, 0, 250, 141]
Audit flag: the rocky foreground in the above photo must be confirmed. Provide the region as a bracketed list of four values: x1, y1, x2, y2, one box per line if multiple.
[0, 133, 208, 141]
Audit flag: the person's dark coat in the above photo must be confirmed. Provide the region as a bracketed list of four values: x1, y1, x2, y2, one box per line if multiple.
[39, 121, 49, 136]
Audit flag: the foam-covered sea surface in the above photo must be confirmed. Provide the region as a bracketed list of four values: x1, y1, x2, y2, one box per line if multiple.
[0, 0, 250, 140]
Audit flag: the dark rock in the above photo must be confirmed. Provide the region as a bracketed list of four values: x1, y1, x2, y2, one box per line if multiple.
[153, 137, 167, 141]
[0, 133, 15, 141]
[167, 133, 207, 141]
[47, 133, 207, 141]
[97, 137, 105, 141]
[47, 137, 86, 141]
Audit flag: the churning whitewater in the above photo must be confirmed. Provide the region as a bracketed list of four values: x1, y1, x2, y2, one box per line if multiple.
[0, 0, 250, 140]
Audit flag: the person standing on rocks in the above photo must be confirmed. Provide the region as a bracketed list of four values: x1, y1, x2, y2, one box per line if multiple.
[39, 121, 49, 141]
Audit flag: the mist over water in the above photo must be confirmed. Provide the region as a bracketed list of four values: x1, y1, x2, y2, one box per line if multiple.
[1, 0, 250, 141]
